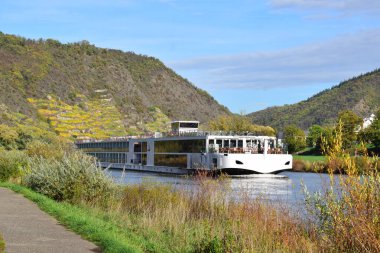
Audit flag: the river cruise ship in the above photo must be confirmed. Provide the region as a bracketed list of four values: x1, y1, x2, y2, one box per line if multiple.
[75, 121, 292, 175]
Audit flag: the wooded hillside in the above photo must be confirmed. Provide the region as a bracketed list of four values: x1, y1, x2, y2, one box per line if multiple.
[248, 69, 380, 131]
[0, 32, 229, 138]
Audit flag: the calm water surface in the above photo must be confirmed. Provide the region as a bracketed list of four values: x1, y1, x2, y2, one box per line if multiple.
[108, 169, 338, 208]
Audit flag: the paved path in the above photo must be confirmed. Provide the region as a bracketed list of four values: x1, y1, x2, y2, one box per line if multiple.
[0, 187, 101, 253]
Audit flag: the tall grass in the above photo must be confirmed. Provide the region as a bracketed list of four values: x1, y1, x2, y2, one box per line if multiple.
[109, 176, 316, 253]
[20, 150, 317, 252]
[0, 232, 4, 253]
[304, 123, 380, 252]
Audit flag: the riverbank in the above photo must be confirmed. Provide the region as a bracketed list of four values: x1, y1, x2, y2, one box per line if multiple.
[0, 233, 4, 253]
[0, 183, 146, 253]
[1, 135, 379, 252]
[0, 185, 101, 253]
[292, 155, 379, 174]
[1, 179, 316, 253]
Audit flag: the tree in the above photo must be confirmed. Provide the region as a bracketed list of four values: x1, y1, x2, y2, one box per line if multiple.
[337, 110, 362, 149]
[284, 125, 306, 153]
[360, 109, 380, 148]
[208, 115, 276, 136]
[306, 125, 324, 147]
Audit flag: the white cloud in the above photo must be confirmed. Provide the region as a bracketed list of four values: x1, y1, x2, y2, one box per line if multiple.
[170, 29, 380, 89]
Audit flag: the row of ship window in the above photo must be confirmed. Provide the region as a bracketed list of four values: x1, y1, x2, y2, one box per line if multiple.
[78, 139, 274, 154]
[77, 142, 129, 152]
[77, 140, 206, 153]
[88, 152, 188, 168]
[88, 152, 127, 163]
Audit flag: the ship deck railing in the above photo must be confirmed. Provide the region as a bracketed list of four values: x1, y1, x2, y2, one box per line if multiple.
[75, 131, 277, 144]
[162, 130, 277, 138]
[210, 147, 285, 154]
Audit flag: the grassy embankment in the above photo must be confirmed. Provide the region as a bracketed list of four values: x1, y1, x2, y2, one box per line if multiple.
[293, 154, 379, 174]
[1, 145, 317, 252]
[2, 148, 379, 252]
[1, 122, 379, 252]
[0, 182, 151, 253]
[0, 233, 5, 253]
[293, 155, 326, 162]
[292, 155, 327, 173]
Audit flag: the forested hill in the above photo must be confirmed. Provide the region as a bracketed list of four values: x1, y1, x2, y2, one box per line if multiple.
[0, 32, 229, 138]
[248, 69, 380, 131]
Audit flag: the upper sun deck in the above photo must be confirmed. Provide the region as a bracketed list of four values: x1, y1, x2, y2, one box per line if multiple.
[75, 119, 277, 144]
[75, 130, 277, 144]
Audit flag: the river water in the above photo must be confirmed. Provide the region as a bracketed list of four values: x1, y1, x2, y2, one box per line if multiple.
[108, 169, 337, 208]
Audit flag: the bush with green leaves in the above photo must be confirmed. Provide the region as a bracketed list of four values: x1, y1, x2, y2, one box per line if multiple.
[306, 125, 324, 148]
[0, 149, 28, 182]
[23, 152, 116, 205]
[284, 125, 306, 153]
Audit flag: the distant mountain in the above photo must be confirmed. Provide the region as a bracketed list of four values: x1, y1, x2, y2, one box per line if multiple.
[248, 69, 380, 131]
[0, 32, 229, 138]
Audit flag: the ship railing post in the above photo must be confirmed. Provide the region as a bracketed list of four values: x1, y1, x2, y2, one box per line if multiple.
[264, 139, 268, 155]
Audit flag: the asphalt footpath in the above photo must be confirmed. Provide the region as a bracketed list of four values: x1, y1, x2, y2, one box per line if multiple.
[0, 187, 101, 253]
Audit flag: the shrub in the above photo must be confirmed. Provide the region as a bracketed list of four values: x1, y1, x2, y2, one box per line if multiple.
[284, 125, 306, 153]
[0, 150, 28, 182]
[23, 152, 116, 206]
[304, 123, 380, 251]
[25, 140, 66, 160]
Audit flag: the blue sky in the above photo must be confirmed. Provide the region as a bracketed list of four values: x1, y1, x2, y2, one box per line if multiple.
[1, 0, 380, 113]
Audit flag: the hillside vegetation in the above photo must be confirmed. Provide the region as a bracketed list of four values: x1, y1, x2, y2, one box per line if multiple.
[248, 69, 380, 130]
[0, 32, 229, 138]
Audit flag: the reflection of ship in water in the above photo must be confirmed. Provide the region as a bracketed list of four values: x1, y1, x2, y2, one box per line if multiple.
[76, 121, 292, 175]
[231, 174, 289, 178]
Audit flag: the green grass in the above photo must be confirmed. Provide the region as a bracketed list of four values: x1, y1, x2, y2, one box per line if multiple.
[0, 182, 168, 253]
[293, 155, 326, 162]
[292, 155, 327, 173]
[0, 232, 5, 253]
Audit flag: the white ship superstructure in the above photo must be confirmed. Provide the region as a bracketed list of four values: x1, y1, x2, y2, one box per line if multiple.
[76, 121, 292, 175]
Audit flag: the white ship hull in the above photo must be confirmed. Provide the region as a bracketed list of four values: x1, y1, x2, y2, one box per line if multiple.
[99, 153, 292, 175]
[215, 153, 292, 174]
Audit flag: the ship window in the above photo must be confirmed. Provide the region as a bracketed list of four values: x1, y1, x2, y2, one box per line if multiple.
[230, 140, 236, 148]
[154, 154, 187, 168]
[236, 160, 243, 165]
[209, 139, 214, 145]
[216, 139, 223, 146]
[224, 140, 230, 148]
[179, 122, 198, 128]
[134, 153, 147, 165]
[134, 142, 147, 153]
[155, 139, 205, 153]
[238, 140, 243, 148]
[77, 141, 129, 152]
